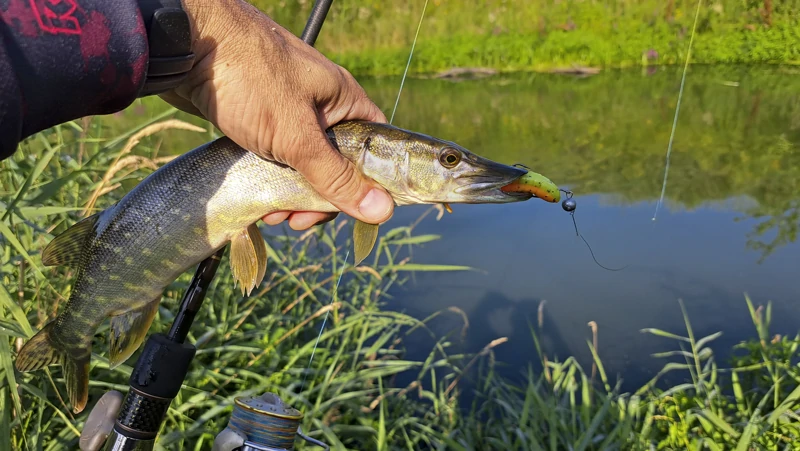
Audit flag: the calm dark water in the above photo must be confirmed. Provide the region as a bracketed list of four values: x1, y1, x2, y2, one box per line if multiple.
[356, 65, 800, 389]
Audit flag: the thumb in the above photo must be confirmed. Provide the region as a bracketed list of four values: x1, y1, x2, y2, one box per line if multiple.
[284, 120, 394, 224]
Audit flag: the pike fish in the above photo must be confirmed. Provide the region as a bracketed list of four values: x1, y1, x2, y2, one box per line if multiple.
[15, 120, 557, 413]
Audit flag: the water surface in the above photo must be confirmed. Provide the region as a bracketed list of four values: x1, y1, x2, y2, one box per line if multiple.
[103, 65, 800, 391]
[357, 65, 800, 389]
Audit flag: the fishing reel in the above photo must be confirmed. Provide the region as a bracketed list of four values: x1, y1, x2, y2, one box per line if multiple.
[79, 390, 329, 451]
[213, 393, 329, 451]
[76, 248, 331, 450]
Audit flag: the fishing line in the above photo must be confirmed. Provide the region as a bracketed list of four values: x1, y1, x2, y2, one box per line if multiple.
[389, 0, 429, 124]
[561, 189, 629, 272]
[512, 163, 627, 271]
[652, 0, 703, 221]
[299, 248, 350, 394]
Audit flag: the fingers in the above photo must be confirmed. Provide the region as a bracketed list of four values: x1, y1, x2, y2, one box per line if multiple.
[287, 211, 337, 230]
[280, 119, 394, 225]
[262, 211, 338, 230]
[262, 211, 291, 226]
[336, 67, 388, 123]
[171, 0, 396, 226]
[292, 67, 393, 224]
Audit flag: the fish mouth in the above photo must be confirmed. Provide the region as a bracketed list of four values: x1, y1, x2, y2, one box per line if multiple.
[453, 158, 532, 203]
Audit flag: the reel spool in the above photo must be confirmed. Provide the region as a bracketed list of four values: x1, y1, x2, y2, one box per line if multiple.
[213, 393, 328, 451]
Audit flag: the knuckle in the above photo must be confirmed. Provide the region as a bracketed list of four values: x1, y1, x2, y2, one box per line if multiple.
[337, 65, 355, 82]
[321, 68, 344, 97]
[338, 66, 362, 95]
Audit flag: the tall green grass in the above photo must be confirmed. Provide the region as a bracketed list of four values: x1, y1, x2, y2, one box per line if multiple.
[447, 295, 800, 450]
[1, 108, 799, 449]
[250, 0, 800, 76]
[0, 114, 477, 449]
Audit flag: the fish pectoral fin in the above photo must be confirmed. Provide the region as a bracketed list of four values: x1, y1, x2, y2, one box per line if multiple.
[41, 213, 100, 266]
[247, 223, 267, 289]
[108, 299, 160, 369]
[16, 322, 90, 413]
[353, 220, 380, 267]
[230, 223, 268, 296]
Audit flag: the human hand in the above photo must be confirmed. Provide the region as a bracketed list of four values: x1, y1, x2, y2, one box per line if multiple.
[160, 0, 394, 230]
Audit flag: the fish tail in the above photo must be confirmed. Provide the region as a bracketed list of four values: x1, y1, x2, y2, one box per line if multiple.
[16, 323, 90, 413]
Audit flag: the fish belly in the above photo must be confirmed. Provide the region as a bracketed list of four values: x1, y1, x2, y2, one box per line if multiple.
[51, 137, 337, 345]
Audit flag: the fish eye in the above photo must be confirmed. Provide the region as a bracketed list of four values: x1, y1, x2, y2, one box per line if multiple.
[439, 148, 461, 168]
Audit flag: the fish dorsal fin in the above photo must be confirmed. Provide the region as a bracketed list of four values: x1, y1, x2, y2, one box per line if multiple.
[353, 220, 379, 266]
[229, 223, 268, 296]
[41, 213, 100, 266]
[108, 299, 160, 369]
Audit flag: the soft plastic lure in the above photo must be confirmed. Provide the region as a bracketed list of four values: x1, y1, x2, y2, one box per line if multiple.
[500, 168, 561, 203]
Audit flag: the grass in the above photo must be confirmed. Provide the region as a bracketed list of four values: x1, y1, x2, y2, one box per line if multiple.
[0, 115, 474, 449]
[451, 295, 800, 450]
[0, 100, 799, 449]
[249, 0, 800, 76]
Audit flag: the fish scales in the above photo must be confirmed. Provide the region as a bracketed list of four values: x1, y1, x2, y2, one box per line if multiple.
[56, 139, 332, 343]
[15, 121, 545, 413]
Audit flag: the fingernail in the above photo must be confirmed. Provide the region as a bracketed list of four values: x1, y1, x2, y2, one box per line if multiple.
[358, 188, 393, 222]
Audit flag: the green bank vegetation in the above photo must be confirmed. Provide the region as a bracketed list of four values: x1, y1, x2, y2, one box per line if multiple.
[1, 101, 799, 448]
[252, 0, 800, 76]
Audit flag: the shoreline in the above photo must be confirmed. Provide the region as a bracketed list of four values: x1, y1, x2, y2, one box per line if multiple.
[352, 61, 800, 81]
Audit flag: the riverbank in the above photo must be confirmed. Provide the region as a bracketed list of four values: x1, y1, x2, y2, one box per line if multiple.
[252, 0, 800, 76]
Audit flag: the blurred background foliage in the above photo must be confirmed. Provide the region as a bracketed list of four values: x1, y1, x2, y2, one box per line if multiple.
[250, 0, 800, 75]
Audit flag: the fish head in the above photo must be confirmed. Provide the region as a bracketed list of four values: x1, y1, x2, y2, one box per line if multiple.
[398, 139, 533, 205]
[330, 121, 532, 206]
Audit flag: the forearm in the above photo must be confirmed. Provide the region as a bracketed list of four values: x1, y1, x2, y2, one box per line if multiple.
[0, 0, 149, 159]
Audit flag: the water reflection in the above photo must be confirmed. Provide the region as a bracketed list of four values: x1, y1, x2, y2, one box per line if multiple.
[359, 65, 800, 388]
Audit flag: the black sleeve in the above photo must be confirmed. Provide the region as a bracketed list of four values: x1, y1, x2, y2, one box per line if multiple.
[0, 0, 149, 159]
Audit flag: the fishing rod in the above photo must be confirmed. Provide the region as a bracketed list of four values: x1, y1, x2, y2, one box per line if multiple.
[77, 1, 335, 450]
